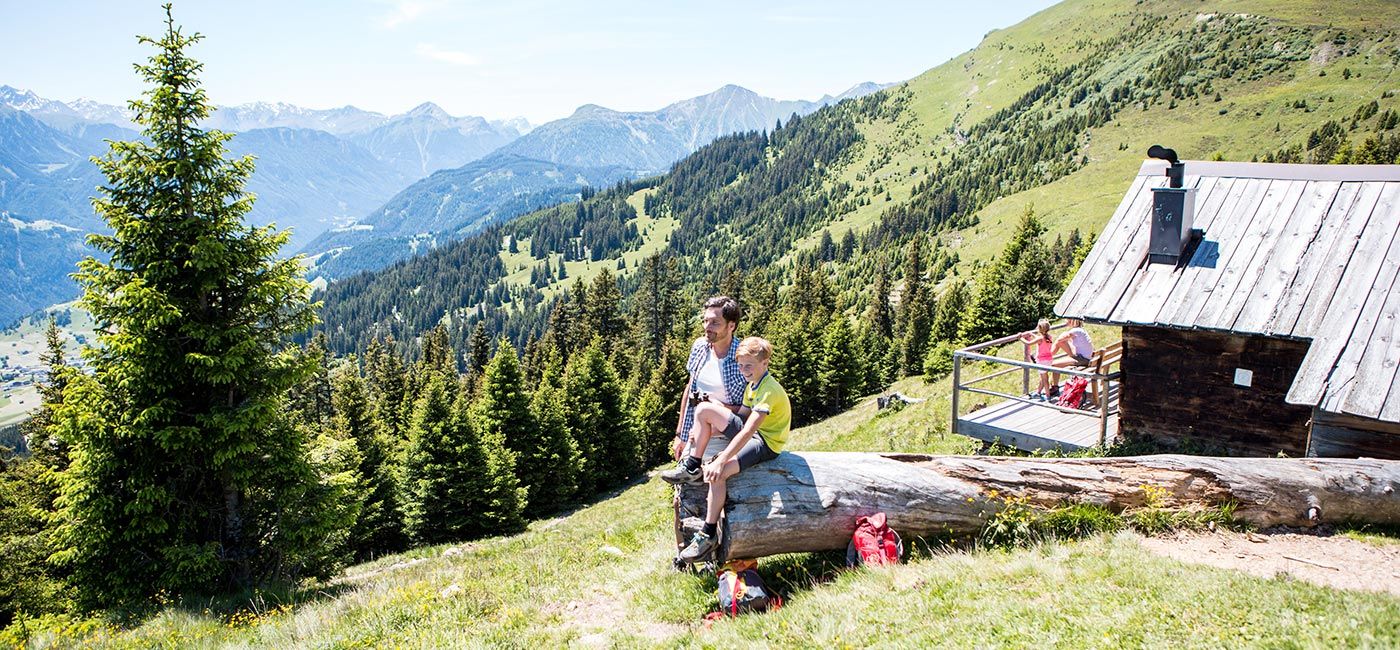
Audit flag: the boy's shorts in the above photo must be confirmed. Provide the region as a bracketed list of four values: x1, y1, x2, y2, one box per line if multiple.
[717, 410, 780, 471]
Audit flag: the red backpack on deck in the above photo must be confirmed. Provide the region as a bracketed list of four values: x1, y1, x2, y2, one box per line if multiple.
[848, 513, 902, 567]
[1058, 377, 1090, 409]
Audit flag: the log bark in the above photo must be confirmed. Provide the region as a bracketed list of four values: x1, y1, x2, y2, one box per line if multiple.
[671, 452, 1400, 562]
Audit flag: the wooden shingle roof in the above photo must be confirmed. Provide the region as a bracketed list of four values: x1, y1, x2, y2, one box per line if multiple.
[1056, 160, 1400, 423]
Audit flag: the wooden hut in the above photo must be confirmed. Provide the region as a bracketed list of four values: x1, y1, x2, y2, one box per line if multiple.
[1056, 159, 1400, 459]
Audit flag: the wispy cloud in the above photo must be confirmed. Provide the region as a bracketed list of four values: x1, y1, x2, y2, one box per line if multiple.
[416, 43, 480, 66]
[379, 0, 443, 29]
[763, 12, 838, 25]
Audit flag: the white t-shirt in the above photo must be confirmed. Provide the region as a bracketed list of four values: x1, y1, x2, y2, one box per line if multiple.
[1067, 328, 1093, 359]
[692, 347, 729, 403]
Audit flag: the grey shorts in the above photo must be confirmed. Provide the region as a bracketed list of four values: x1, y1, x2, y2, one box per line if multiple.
[716, 410, 780, 471]
[1070, 353, 1092, 366]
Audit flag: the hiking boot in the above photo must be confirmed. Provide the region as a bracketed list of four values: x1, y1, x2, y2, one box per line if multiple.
[660, 464, 702, 485]
[1047, 385, 1061, 398]
[678, 531, 716, 563]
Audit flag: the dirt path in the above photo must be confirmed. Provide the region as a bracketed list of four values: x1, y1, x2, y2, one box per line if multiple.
[1137, 529, 1400, 597]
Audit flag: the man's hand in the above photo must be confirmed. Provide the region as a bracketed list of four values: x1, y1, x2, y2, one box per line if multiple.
[702, 458, 725, 483]
[671, 436, 684, 460]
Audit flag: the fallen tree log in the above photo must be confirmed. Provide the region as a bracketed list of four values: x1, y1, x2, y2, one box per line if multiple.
[671, 452, 1400, 562]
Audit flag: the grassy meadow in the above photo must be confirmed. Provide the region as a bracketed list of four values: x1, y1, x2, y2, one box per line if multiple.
[10, 369, 1397, 649]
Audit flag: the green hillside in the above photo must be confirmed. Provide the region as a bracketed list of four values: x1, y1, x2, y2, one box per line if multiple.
[315, 0, 1400, 358]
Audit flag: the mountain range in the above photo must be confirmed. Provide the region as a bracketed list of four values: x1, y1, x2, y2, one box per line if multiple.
[0, 81, 887, 324]
[301, 82, 891, 277]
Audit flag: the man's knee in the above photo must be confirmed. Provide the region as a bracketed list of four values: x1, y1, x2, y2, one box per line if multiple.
[696, 401, 727, 422]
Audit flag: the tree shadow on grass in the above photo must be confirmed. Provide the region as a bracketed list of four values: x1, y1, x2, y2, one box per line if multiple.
[100, 580, 359, 629]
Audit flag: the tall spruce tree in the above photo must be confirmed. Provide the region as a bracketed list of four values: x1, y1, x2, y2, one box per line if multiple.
[563, 339, 637, 493]
[930, 279, 971, 344]
[582, 269, 627, 355]
[960, 207, 1062, 343]
[52, 6, 324, 606]
[898, 237, 934, 376]
[401, 372, 463, 544]
[364, 336, 409, 443]
[631, 254, 682, 367]
[819, 318, 864, 417]
[526, 350, 579, 512]
[768, 311, 822, 427]
[471, 343, 548, 512]
[468, 322, 492, 379]
[631, 336, 689, 465]
[330, 363, 404, 560]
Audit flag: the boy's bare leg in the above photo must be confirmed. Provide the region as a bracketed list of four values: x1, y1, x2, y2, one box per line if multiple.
[704, 459, 740, 525]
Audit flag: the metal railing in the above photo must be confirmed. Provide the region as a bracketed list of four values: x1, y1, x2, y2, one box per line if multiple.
[952, 325, 1121, 447]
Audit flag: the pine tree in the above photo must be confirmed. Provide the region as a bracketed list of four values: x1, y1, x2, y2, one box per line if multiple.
[364, 336, 409, 442]
[289, 333, 335, 428]
[527, 353, 579, 513]
[403, 368, 525, 544]
[420, 323, 457, 377]
[743, 269, 779, 338]
[960, 206, 1061, 343]
[472, 343, 548, 512]
[819, 318, 864, 417]
[787, 263, 834, 320]
[22, 318, 72, 472]
[401, 372, 464, 544]
[468, 322, 492, 379]
[631, 336, 689, 465]
[898, 237, 934, 375]
[871, 261, 895, 340]
[768, 312, 822, 427]
[331, 363, 404, 560]
[631, 254, 682, 367]
[581, 269, 626, 355]
[457, 384, 526, 537]
[1, 318, 74, 623]
[929, 279, 971, 344]
[563, 340, 637, 493]
[52, 6, 324, 606]
[838, 229, 857, 262]
[818, 229, 836, 261]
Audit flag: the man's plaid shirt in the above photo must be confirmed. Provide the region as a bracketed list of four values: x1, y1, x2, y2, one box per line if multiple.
[679, 335, 747, 443]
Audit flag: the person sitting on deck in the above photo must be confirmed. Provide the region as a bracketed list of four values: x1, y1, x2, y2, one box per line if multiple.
[1050, 318, 1094, 395]
[660, 336, 791, 563]
[1018, 319, 1054, 401]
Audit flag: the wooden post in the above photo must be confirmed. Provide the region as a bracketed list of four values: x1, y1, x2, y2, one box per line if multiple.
[1098, 376, 1109, 446]
[951, 352, 961, 435]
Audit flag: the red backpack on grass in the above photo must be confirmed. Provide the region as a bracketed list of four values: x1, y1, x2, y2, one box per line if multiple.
[847, 513, 902, 567]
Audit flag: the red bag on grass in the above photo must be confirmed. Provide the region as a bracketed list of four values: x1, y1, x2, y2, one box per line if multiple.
[847, 513, 902, 566]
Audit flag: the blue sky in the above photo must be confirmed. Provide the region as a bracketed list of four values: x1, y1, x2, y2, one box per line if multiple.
[3, 1, 1059, 124]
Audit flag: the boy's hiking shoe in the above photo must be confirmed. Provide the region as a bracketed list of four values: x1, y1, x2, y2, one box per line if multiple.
[679, 531, 716, 562]
[660, 465, 702, 485]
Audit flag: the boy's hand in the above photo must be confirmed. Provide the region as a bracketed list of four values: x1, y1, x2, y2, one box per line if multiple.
[702, 458, 724, 483]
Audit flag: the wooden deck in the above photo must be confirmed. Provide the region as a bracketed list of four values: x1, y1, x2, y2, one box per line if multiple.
[957, 385, 1120, 452]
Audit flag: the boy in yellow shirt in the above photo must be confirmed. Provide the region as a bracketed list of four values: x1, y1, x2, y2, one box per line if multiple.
[660, 336, 791, 562]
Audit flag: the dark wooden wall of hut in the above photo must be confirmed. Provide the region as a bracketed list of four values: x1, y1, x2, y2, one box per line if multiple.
[1309, 411, 1400, 460]
[1119, 326, 1311, 456]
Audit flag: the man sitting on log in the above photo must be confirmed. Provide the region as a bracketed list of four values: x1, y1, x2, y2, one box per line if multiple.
[671, 296, 748, 462]
[661, 336, 791, 562]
